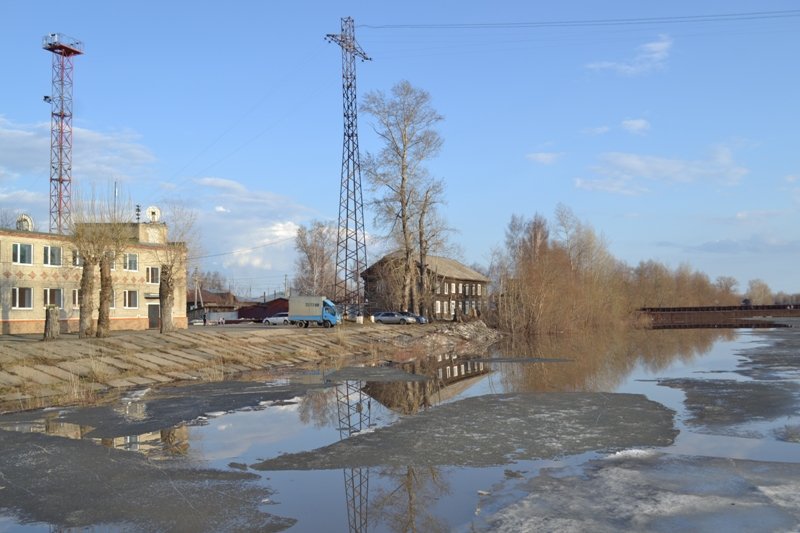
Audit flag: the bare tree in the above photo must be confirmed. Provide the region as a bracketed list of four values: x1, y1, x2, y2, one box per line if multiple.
[95, 195, 132, 338]
[293, 220, 337, 296]
[746, 278, 773, 305]
[362, 80, 444, 312]
[154, 203, 196, 333]
[0, 209, 17, 229]
[70, 187, 131, 338]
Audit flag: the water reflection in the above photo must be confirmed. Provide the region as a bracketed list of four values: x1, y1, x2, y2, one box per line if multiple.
[495, 328, 735, 393]
[0, 327, 762, 533]
[364, 354, 489, 415]
[0, 411, 191, 459]
[370, 466, 450, 533]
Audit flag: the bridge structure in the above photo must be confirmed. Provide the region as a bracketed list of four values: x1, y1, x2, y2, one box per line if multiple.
[640, 304, 800, 329]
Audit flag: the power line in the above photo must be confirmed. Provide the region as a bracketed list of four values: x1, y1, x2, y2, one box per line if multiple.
[359, 9, 800, 30]
[188, 235, 295, 261]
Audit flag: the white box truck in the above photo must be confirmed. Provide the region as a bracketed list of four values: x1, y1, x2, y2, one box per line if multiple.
[288, 296, 341, 328]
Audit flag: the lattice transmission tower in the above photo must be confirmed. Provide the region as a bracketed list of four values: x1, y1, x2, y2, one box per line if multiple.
[43, 33, 84, 234]
[326, 17, 370, 311]
[335, 379, 371, 533]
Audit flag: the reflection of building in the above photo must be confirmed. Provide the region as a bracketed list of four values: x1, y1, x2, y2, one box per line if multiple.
[0, 221, 187, 334]
[362, 253, 490, 320]
[0, 413, 189, 458]
[364, 353, 489, 415]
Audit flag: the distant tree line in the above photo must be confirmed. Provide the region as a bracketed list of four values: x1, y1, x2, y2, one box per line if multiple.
[489, 205, 786, 336]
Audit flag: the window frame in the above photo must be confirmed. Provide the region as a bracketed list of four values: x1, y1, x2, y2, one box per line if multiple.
[43, 245, 63, 267]
[146, 266, 160, 285]
[12, 243, 33, 265]
[123, 289, 138, 309]
[12, 287, 33, 309]
[43, 287, 63, 309]
[123, 253, 138, 272]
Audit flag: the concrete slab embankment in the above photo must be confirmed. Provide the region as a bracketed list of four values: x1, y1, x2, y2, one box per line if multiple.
[0, 324, 435, 412]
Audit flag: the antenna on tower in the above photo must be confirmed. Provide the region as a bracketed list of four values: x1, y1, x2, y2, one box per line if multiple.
[326, 17, 370, 314]
[43, 33, 84, 234]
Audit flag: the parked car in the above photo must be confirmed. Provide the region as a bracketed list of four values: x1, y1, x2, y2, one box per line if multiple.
[399, 311, 428, 324]
[373, 311, 417, 325]
[263, 311, 290, 325]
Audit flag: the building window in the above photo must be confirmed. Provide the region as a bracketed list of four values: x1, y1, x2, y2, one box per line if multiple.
[435, 300, 441, 315]
[110, 289, 116, 309]
[72, 289, 80, 309]
[12, 243, 33, 265]
[437, 368, 443, 379]
[443, 301, 449, 315]
[435, 283, 441, 295]
[123, 253, 138, 271]
[450, 300, 456, 315]
[146, 266, 160, 284]
[12, 287, 33, 309]
[43, 288, 63, 308]
[477, 284, 482, 296]
[458, 283, 462, 294]
[43, 245, 62, 266]
[444, 282, 449, 295]
[72, 250, 83, 267]
[446, 366, 451, 378]
[108, 251, 116, 271]
[450, 282, 456, 294]
[123, 290, 138, 309]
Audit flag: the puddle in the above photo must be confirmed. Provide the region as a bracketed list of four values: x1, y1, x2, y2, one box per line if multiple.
[1, 329, 800, 531]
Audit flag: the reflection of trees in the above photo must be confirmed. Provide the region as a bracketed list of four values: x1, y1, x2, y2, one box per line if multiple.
[498, 329, 735, 393]
[370, 466, 450, 533]
[161, 425, 189, 456]
[298, 388, 339, 428]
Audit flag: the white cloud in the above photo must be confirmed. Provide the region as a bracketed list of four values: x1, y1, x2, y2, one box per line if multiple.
[587, 34, 673, 76]
[215, 206, 230, 213]
[734, 210, 780, 222]
[582, 126, 610, 136]
[785, 175, 798, 183]
[526, 152, 564, 165]
[689, 234, 800, 255]
[196, 177, 247, 194]
[574, 177, 646, 196]
[0, 116, 157, 221]
[578, 145, 748, 195]
[621, 118, 650, 135]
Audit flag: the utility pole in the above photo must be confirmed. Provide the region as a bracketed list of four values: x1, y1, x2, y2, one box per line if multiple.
[326, 17, 370, 314]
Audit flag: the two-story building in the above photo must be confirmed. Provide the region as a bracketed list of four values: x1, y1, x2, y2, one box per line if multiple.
[0, 218, 187, 335]
[362, 253, 490, 320]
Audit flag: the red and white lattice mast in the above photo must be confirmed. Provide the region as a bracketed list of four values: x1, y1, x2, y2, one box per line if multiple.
[43, 33, 83, 234]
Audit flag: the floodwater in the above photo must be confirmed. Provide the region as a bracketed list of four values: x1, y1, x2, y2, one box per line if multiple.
[1, 327, 799, 532]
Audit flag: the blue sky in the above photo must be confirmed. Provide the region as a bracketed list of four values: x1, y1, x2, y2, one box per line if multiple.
[1, 1, 798, 297]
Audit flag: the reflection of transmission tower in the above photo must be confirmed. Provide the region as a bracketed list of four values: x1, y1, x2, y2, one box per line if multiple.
[326, 17, 370, 310]
[335, 380, 371, 533]
[42, 33, 84, 234]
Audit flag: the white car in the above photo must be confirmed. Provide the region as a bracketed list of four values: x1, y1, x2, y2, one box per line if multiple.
[263, 312, 290, 325]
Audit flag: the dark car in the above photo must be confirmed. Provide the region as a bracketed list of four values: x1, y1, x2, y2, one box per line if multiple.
[372, 311, 416, 325]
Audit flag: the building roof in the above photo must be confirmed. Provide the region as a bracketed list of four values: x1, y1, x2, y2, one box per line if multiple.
[364, 252, 489, 283]
[425, 255, 490, 283]
[185, 289, 239, 307]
